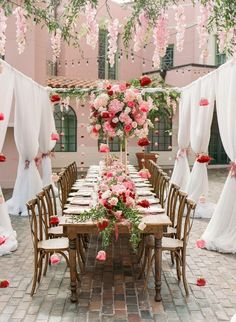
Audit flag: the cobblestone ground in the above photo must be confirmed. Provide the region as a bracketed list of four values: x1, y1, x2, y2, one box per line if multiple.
[1, 169, 236, 322]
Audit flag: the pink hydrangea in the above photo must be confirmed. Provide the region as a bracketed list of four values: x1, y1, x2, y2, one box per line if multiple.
[109, 99, 124, 114]
[96, 250, 106, 261]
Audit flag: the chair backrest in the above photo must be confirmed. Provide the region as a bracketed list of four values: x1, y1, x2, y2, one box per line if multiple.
[175, 191, 188, 239]
[43, 184, 57, 218]
[159, 175, 170, 208]
[27, 197, 46, 248]
[180, 198, 196, 245]
[37, 191, 51, 239]
[57, 174, 68, 209]
[166, 183, 180, 224]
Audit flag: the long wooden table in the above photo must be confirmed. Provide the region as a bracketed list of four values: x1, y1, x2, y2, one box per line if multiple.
[60, 214, 171, 303]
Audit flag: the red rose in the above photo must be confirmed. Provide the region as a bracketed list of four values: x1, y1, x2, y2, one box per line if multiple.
[197, 155, 213, 163]
[97, 219, 109, 231]
[0, 154, 6, 162]
[110, 122, 118, 128]
[196, 278, 206, 287]
[50, 94, 60, 103]
[140, 76, 152, 87]
[93, 111, 99, 117]
[199, 98, 209, 106]
[49, 216, 60, 225]
[107, 85, 112, 90]
[0, 280, 9, 288]
[124, 124, 132, 133]
[137, 137, 150, 147]
[107, 90, 113, 96]
[138, 199, 150, 208]
[101, 112, 110, 119]
[126, 82, 131, 88]
[127, 101, 135, 108]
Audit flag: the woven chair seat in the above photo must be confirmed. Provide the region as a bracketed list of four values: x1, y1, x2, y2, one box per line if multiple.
[38, 237, 69, 250]
[48, 226, 64, 236]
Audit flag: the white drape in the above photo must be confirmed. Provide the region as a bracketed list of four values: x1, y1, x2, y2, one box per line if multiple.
[170, 89, 191, 190]
[39, 88, 56, 187]
[186, 75, 215, 202]
[202, 61, 236, 253]
[0, 61, 18, 255]
[7, 74, 43, 216]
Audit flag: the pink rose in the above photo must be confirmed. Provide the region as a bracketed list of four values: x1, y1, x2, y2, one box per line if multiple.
[140, 102, 149, 113]
[119, 83, 127, 91]
[50, 253, 61, 265]
[199, 98, 209, 106]
[124, 89, 137, 102]
[0, 236, 6, 245]
[196, 239, 206, 249]
[124, 124, 132, 133]
[126, 196, 135, 207]
[51, 133, 60, 141]
[109, 197, 118, 206]
[138, 169, 151, 179]
[127, 101, 135, 108]
[96, 250, 106, 261]
[100, 144, 110, 153]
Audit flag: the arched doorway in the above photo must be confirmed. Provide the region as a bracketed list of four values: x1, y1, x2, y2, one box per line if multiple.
[209, 109, 229, 165]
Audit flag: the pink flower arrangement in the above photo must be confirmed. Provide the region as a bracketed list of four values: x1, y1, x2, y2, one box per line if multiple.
[199, 98, 209, 106]
[0, 236, 6, 245]
[99, 143, 110, 153]
[88, 84, 153, 140]
[96, 250, 106, 261]
[138, 168, 151, 179]
[50, 253, 61, 265]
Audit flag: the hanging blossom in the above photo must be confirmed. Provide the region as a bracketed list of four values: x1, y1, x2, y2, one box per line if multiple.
[197, 2, 214, 59]
[217, 27, 235, 55]
[13, 7, 28, 54]
[107, 19, 120, 67]
[51, 29, 62, 63]
[84, 2, 99, 49]
[0, 8, 7, 56]
[133, 11, 149, 52]
[174, 5, 186, 52]
[152, 11, 169, 68]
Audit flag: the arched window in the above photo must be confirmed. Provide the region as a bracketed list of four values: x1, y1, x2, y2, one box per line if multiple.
[54, 105, 77, 152]
[149, 114, 172, 151]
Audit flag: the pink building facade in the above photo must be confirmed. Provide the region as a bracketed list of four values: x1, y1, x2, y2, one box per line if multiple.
[0, 1, 225, 188]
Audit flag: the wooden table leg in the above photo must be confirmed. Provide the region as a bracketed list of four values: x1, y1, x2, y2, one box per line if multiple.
[154, 231, 162, 302]
[69, 237, 78, 302]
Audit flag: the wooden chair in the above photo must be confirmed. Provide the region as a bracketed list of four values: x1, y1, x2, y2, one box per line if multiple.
[140, 196, 196, 295]
[27, 198, 70, 296]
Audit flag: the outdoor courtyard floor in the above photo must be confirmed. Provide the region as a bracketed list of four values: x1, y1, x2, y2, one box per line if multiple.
[1, 169, 236, 322]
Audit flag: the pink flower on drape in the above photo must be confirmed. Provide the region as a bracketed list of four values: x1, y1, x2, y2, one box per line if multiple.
[51, 133, 60, 141]
[0, 236, 6, 245]
[199, 98, 209, 106]
[0, 112, 4, 121]
[96, 250, 106, 261]
[229, 162, 236, 178]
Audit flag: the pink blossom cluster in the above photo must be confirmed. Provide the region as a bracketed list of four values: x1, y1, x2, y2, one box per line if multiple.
[153, 11, 169, 68]
[174, 5, 186, 52]
[51, 29, 62, 63]
[217, 27, 236, 56]
[0, 8, 7, 56]
[13, 7, 28, 54]
[107, 19, 120, 67]
[88, 83, 153, 140]
[197, 2, 214, 59]
[134, 11, 149, 52]
[84, 2, 98, 49]
[98, 161, 137, 213]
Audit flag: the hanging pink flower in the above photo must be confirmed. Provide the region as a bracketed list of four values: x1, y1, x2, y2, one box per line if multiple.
[100, 143, 110, 153]
[134, 11, 148, 52]
[0, 113, 4, 121]
[51, 29, 62, 63]
[199, 98, 209, 106]
[197, 2, 214, 58]
[196, 154, 213, 163]
[84, 2, 98, 49]
[196, 239, 206, 249]
[138, 168, 151, 179]
[107, 19, 120, 67]
[51, 133, 60, 141]
[0, 236, 6, 245]
[0, 8, 7, 56]
[153, 11, 169, 68]
[96, 250, 106, 261]
[50, 253, 61, 265]
[13, 7, 28, 54]
[174, 5, 186, 52]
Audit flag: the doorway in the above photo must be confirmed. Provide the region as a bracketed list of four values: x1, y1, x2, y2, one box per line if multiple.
[209, 110, 229, 165]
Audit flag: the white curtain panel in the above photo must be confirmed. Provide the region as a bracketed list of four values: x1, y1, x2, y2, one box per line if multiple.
[186, 75, 215, 202]
[170, 89, 191, 190]
[0, 61, 18, 255]
[7, 73, 43, 216]
[202, 61, 236, 253]
[39, 88, 56, 187]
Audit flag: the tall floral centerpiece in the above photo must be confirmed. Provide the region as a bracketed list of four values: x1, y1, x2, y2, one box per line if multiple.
[88, 80, 154, 172]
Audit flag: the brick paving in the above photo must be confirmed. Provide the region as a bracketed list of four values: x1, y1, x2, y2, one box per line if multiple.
[1, 169, 236, 322]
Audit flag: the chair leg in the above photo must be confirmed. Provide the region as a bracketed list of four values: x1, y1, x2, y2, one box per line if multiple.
[170, 251, 175, 265]
[78, 236, 86, 264]
[138, 246, 149, 279]
[43, 253, 49, 276]
[137, 236, 145, 263]
[37, 253, 44, 284]
[181, 249, 189, 296]
[175, 251, 181, 281]
[31, 253, 39, 296]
